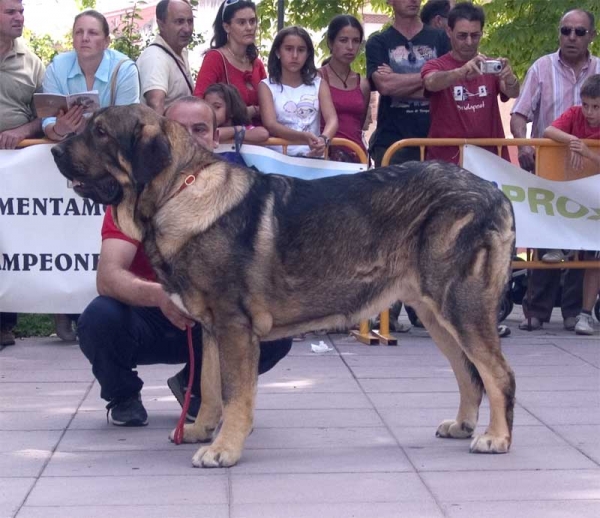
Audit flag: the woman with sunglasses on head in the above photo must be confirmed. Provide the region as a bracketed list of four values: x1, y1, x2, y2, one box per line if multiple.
[258, 26, 337, 158]
[194, 0, 265, 125]
[319, 15, 370, 163]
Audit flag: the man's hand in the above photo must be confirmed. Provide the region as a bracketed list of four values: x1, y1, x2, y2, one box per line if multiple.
[0, 126, 27, 149]
[458, 54, 485, 81]
[518, 146, 536, 172]
[157, 291, 196, 330]
[376, 63, 394, 75]
[498, 58, 516, 84]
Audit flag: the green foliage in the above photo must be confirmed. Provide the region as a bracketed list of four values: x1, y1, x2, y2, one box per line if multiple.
[256, 0, 370, 72]
[22, 28, 66, 66]
[475, 0, 600, 79]
[14, 314, 55, 338]
[110, 0, 149, 60]
[75, 0, 96, 9]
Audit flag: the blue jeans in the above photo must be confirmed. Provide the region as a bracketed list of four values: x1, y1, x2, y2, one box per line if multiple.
[78, 296, 292, 402]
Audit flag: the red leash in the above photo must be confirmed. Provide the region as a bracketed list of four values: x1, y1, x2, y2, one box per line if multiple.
[173, 325, 195, 445]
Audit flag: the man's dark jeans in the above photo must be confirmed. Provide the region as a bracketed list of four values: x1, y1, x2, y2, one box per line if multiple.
[78, 296, 293, 402]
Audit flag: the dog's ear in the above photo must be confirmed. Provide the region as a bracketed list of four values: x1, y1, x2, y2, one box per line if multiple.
[131, 121, 171, 186]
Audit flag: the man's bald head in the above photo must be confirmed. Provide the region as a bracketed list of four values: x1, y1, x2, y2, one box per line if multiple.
[165, 96, 219, 151]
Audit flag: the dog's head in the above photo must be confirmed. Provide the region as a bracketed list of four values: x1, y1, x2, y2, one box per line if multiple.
[52, 104, 176, 206]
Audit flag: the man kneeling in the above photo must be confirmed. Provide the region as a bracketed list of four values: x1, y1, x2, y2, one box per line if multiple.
[78, 97, 292, 426]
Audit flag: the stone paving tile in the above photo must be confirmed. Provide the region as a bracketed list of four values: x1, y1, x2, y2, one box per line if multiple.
[253, 408, 384, 428]
[520, 405, 600, 425]
[255, 392, 373, 410]
[245, 426, 397, 450]
[0, 431, 63, 454]
[517, 390, 600, 407]
[0, 450, 50, 478]
[16, 505, 229, 518]
[24, 475, 229, 506]
[359, 377, 464, 393]
[232, 445, 413, 474]
[377, 403, 543, 428]
[421, 470, 600, 502]
[442, 500, 600, 518]
[0, 478, 35, 518]
[0, 370, 93, 383]
[0, 411, 74, 431]
[231, 502, 445, 518]
[230, 472, 435, 504]
[41, 450, 225, 477]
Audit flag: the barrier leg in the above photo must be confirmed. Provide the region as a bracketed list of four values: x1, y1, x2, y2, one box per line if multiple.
[350, 320, 380, 345]
[372, 310, 398, 346]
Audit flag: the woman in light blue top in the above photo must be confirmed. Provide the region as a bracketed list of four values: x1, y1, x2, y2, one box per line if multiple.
[43, 10, 139, 141]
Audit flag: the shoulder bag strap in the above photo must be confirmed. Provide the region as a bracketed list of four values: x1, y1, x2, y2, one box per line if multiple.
[216, 49, 230, 85]
[109, 58, 130, 106]
[150, 43, 194, 94]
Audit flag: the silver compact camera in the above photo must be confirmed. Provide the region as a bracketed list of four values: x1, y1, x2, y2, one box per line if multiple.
[479, 59, 503, 74]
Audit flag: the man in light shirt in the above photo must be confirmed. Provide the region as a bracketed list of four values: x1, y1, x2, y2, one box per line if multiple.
[137, 0, 195, 115]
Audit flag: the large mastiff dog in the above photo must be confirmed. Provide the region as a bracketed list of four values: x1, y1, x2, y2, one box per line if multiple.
[53, 105, 516, 468]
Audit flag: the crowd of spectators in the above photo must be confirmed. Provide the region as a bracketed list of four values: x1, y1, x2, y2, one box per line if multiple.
[1, 0, 599, 419]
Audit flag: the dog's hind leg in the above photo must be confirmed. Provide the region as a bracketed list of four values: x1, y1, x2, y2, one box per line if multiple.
[192, 327, 259, 468]
[464, 341, 515, 454]
[420, 300, 515, 453]
[415, 304, 483, 440]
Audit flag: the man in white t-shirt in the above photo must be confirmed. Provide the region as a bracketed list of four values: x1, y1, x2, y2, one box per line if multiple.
[137, 0, 194, 115]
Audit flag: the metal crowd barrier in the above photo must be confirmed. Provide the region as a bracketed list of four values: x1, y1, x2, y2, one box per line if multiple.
[351, 137, 600, 347]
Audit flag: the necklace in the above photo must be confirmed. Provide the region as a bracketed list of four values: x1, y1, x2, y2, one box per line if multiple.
[225, 45, 249, 65]
[328, 63, 351, 88]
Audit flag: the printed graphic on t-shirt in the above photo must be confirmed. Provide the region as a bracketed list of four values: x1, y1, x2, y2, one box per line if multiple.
[452, 84, 489, 114]
[283, 94, 318, 132]
[388, 43, 437, 111]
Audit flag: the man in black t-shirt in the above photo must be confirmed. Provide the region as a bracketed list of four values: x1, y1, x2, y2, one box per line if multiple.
[367, 0, 450, 166]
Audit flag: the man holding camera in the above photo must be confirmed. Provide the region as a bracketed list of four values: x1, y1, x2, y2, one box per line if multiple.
[421, 2, 519, 163]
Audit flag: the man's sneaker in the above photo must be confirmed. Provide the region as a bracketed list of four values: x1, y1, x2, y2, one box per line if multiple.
[564, 316, 577, 331]
[519, 316, 542, 331]
[167, 371, 201, 422]
[106, 393, 148, 426]
[575, 313, 594, 336]
[0, 329, 15, 346]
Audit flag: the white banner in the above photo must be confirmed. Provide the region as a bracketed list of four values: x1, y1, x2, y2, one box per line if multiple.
[462, 145, 599, 250]
[1, 144, 597, 313]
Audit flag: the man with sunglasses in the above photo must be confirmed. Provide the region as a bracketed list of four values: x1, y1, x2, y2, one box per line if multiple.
[366, 0, 450, 167]
[510, 9, 599, 332]
[137, 0, 195, 115]
[421, 2, 520, 164]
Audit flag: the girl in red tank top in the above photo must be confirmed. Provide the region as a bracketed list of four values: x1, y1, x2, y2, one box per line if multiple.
[319, 15, 371, 163]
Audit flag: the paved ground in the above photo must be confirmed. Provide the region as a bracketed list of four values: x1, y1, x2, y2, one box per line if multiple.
[1, 308, 599, 518]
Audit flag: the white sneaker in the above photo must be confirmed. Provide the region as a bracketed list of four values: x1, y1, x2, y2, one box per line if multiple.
[574, 313, 594, 335]
[541, 250, 568, 263]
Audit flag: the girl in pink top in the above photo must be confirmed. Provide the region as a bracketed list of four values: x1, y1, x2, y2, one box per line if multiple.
[194, 0, 265, 125]
[319, 15, 371, 163]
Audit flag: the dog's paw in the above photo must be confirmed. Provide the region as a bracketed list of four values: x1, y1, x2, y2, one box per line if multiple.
[191, 444, 241, 468]
[470, 433, 510, 454]
[169, 423, 214, 444]
[436, 419, 475, 439]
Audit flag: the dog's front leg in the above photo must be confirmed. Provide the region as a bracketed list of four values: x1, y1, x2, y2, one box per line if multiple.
[169, 331, 222, 444]
[192, 328, 259, 468]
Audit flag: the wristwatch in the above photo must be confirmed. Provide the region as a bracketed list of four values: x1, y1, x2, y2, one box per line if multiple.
[319, 134, 331, 147]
